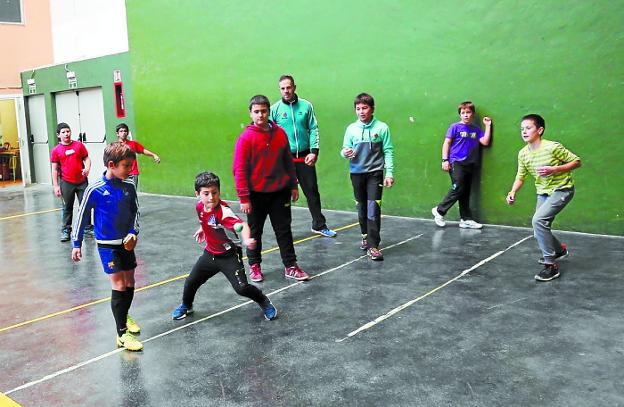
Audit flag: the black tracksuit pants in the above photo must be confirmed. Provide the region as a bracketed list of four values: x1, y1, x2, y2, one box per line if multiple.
[60, 179, 88, 231]
[246, 188, 297, 267]
[295, 161, 327, 231]
[350, 170, 384, 248]
[436, 161, 476, 220]
[182, 248, 267, 307]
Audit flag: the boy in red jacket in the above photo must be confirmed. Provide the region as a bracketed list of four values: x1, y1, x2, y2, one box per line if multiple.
[233, 95, 309, 282]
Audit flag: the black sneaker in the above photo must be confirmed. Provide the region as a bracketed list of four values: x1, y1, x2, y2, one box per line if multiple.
[60, 229, 71, 242]
[538, 243, 569, 264]
[535, 263, 560, 282]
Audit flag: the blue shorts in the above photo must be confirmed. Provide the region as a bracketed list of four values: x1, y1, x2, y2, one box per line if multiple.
[97, 244, 137, 274]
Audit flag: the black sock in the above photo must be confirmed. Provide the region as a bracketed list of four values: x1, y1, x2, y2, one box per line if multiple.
[111, 290, 127, 337]
[124, 287, 135, 314]
[258, 295, 270, 308]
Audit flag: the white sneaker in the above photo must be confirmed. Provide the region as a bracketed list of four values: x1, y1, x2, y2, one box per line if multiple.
[431, 207, 446, 227]
[459, 219, 483, 229]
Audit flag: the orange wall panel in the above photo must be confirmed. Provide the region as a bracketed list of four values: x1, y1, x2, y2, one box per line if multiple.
[0, 0, 53, 94]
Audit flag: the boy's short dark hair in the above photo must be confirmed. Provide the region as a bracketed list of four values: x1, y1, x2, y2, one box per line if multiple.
[103, 142, 136, 166]
[354, 93, 374, 108]
[278, 75, 295, 85]
[115, 123, 129, 133]
[195, 171, 220, 192]
[56, 122, 71, 133]
[522, 114, 546, 132]
[457, 101, 475, 114]
[248, 95, 271, 111]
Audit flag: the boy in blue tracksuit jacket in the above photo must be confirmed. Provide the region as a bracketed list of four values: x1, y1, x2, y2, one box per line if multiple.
[341, 93, 395, 261]
[71, 142, 143, 351]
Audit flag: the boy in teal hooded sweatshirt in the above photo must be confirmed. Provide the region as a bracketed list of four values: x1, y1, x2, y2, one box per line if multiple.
[341, 93, 394, 261]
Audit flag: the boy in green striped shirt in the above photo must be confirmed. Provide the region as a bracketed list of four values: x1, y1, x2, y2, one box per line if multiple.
[506, 114, 581, 282]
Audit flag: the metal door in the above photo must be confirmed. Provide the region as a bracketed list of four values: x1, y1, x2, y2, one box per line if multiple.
[55, 88, 107, 184]
[77, 88, 106, 183]
[55, 91, 80, 138]
[27, 95, 51, 184]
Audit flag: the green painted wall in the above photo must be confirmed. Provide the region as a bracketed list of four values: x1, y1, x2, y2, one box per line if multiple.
[20, 52, 135, 180]
[127, 1, 624, 235]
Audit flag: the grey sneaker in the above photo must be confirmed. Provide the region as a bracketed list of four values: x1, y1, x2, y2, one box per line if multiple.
[459, 219, 483, 229]
[431, 207, 446, 227]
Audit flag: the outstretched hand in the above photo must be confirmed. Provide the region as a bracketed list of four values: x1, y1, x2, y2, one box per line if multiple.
[194, 228, 205, 244]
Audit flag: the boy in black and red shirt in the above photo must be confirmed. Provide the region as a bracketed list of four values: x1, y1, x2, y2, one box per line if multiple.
[171, 172, 277, 321]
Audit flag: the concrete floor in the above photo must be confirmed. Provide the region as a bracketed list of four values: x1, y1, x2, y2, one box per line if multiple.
[1, 185, 623, 407]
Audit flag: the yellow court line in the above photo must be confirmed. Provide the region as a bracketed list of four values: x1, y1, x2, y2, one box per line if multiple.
[0, 392, 22, 407]
[0, 222, 359, 334]
[0, 208, 61, 221]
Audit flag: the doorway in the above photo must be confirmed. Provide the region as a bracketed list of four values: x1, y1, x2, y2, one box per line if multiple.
[0, 96, 27, 187]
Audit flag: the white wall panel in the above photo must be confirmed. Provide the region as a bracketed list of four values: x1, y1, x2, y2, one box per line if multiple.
[50, 0, 129, 63]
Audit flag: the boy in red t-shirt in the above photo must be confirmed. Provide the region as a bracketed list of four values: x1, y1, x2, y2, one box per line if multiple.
[50, 123, 92, 242]
[115, 123, 160, 189]
[171, 172, 277, 321]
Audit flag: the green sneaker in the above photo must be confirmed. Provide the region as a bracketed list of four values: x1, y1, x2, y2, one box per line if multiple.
[126, 314, 140, 334]
[116, 332, 143, 351]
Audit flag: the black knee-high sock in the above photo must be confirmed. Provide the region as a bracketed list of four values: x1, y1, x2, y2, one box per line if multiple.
[124, 286, 135, 314]
[111, 290, 127, 337]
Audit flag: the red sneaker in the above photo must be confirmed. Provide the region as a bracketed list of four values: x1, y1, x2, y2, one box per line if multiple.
[249, 263, 264, 282]
[360, 234, 368, 251]
[284, 264, 310, 281]
[367, 247, 384, 261]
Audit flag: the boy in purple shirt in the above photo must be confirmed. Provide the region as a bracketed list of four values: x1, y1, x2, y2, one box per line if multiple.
[432, 101, 492, 229]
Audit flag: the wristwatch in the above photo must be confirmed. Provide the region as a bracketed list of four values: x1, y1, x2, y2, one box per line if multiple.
[442, 158, 449, 162]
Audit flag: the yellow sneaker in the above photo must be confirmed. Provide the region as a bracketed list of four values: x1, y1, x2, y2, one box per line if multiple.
[126, 314, 141, 334]
[116, 332, 143, 351]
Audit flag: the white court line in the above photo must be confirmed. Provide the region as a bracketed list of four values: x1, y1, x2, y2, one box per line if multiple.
[5, 234, 423, 396]
[336, 235, 533, 342]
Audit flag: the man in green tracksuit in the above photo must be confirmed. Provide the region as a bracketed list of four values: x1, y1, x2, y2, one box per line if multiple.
[270, 75, 337, 238]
